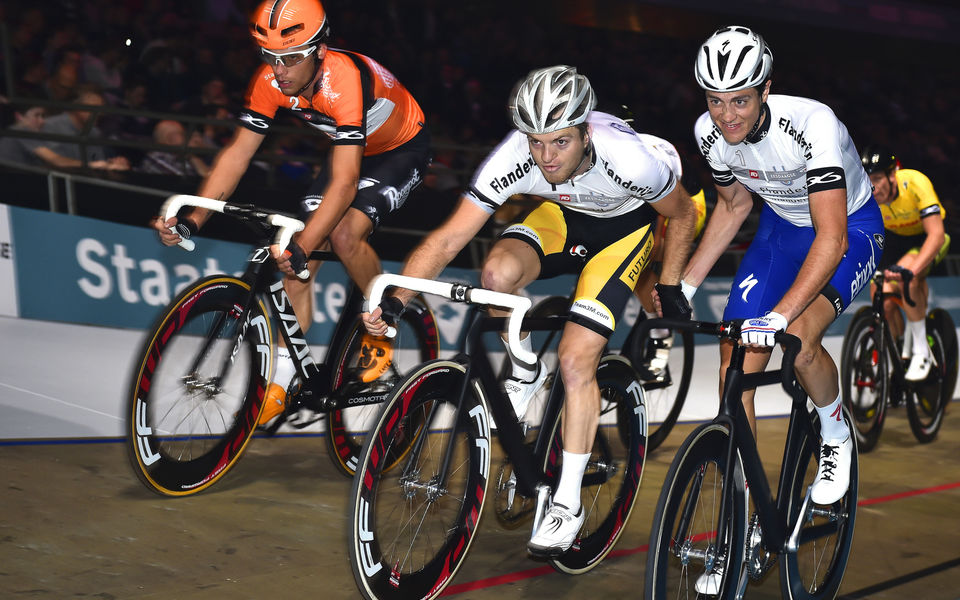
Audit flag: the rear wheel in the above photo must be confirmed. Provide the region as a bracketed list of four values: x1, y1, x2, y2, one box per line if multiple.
[780, 409, 858, 599]
[905, 309, 956, 443]
[126, 276, 270, 496]
[548, 355, 648, 574]
[839, 307, 886, 452]
[326, 296, 438, 476]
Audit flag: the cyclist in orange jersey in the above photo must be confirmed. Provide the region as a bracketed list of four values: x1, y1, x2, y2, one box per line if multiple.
[152, 0, 431, 426]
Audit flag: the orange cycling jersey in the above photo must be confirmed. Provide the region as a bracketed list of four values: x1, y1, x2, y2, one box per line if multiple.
[240, 49, 424, 156]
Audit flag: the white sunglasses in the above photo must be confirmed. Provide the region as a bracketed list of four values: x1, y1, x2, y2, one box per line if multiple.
[259, 45, 318, 67]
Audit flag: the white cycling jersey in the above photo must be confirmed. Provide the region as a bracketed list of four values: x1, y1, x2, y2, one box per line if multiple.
[694, 94, 872, 227]
[466, 111, 677, 218]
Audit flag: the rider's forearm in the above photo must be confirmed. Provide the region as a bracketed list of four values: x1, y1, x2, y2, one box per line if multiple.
[392, 235, 463, 305]
[658, 197, 697, 285]
[912, 226, 946, 276]
[682, 199, 750, 286]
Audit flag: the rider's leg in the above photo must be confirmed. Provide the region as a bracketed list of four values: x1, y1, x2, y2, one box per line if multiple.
[481, 237, 542, 381]
[790, 295, 853, 504]
[328, 207, 380, 294]
[527, 322, 605, 555]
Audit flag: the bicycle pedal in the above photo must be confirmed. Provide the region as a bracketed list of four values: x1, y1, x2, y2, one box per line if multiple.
[287, 407, 326, 429]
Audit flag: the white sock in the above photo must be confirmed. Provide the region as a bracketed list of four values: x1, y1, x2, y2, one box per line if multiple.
[553, 450, 591, 512]
[815, 396, 850, 442]
[272, 347, 296, 389]
[502, 334, 537, 381]
[908, 319, 929, 357]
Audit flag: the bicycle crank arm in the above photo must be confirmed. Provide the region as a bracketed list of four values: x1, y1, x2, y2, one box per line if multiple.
[531, 483, 552, 536]
[786, 485, 814, 553]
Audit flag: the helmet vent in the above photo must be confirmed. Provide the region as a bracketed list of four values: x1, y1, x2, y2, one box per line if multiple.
[281, 24, 304, 37]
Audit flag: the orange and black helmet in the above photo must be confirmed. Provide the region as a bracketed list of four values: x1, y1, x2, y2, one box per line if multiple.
[250, 0, 331, 50]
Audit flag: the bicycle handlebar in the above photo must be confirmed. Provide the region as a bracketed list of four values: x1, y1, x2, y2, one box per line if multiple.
[635, 318, 803, 397]
[160, 195, 309, 279]
[882, 265, 916, 307]
[367, 274, 537, 365]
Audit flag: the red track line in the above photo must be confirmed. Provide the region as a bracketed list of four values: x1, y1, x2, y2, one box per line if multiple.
[440, 480, 960, 596]
[856, 480, 960, 506]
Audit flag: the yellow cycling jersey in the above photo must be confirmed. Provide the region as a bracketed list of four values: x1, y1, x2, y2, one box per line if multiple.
[879, 169, 945, 237]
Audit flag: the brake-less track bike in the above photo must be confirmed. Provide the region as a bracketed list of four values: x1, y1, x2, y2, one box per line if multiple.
[840, 265, 957, 451]
[126, 196, 438, 496]
[645, 319, 858, 599]
[348, 275, 648, 600]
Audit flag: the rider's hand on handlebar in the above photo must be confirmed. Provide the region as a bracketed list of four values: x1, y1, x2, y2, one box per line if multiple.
[883, 266, 913, 281]
[152, 214, 197, 247]
[362, 296, 404, 338]
[271, 240, 309, 279]
[740, 311, 788, 347]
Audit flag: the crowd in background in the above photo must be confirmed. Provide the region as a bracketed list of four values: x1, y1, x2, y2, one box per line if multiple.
[1, 0, 958, 241]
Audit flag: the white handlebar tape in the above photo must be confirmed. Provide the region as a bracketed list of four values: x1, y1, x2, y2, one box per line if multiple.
[366, 274, 536, 364]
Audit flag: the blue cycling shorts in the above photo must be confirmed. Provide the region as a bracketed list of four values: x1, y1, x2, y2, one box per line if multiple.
[723, 199, 884, 321]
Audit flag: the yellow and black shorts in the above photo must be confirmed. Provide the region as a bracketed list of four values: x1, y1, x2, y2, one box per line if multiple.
[500, 201, 658, 338]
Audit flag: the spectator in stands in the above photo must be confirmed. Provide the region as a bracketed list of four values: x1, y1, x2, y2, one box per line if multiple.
[138, 119, 210, 177]
[39, 84, 130, 170]
[0, 100, 125, 170]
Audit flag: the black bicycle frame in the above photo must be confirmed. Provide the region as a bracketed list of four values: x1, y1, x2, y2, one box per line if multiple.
[431, 308, 568, 499]
[636, 318, 811, 555]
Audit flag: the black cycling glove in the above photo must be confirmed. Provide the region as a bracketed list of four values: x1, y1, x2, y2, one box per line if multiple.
[174, 207, 199, 240]
[283, 241, 309, 280]
[655, 283, 692, 320]
[378, 296, 405, 326]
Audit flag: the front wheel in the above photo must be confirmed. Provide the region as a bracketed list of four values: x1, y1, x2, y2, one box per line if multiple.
[326, 295, 439, 476]
[348, 360, 490, 600]
[547, 355, 648, 574]
[780, 408, 858, 599]
[839, 307, 887, 453]
[645, 423, 747, 600]
[905, 308, 957, 443]
[126, 276, 271, 496]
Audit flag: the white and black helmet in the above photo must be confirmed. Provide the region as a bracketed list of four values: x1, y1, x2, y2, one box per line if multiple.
[510, 65, 597, 134]
[695, 26, 773, 92]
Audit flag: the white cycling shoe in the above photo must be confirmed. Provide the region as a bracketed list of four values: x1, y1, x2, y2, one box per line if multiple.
[695, 561, 724, 595]
[503, 360, 547, 420]
[527, 501, 583, 557]
[810, 436, 853, 505]
[904, 352, 933, 381]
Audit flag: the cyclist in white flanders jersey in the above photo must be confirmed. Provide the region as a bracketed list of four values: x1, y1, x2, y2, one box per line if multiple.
[363, 65, 698, 557]
[678, 26, 884, 593]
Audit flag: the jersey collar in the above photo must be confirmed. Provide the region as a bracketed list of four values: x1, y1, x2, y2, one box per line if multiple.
[566, 141, 597, 186]
[745, 102, 771, 144]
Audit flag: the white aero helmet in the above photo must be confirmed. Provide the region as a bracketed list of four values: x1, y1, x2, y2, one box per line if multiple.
[695, 26, 773, 92]
[511, 65, 597, 134]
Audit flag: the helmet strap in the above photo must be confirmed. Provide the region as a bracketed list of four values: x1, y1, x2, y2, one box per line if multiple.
[745, 102, 771, 144]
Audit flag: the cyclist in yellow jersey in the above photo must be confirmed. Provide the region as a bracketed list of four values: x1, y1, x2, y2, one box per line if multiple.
[861, 146, 949, 381]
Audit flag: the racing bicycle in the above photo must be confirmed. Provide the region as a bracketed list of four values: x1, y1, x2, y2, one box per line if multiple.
[645, 319, 858, 599]
[126, 196, 438, 496]
[348, 275, 648, 600]
[840, 265, 957, 452]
